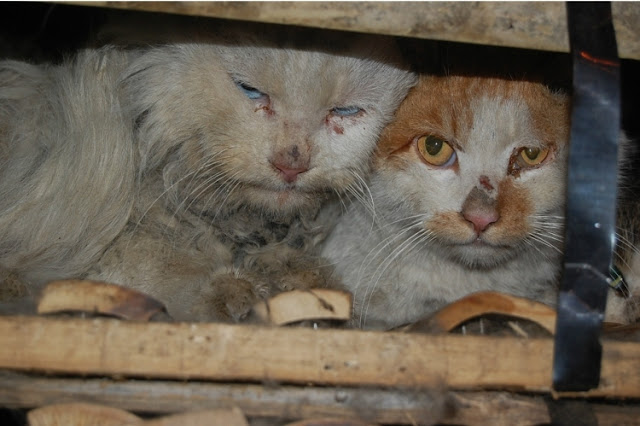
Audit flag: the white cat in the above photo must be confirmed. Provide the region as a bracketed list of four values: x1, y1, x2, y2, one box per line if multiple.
[0, 22, 416, 321]
[323, 74, 637, 330]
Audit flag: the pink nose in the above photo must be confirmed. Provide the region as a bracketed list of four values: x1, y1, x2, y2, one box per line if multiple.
[463, 211, 499, 234]
[272, 163, 308, 183]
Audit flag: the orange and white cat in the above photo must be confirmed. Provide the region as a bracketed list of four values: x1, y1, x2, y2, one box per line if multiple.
[323, 74, 637, 330]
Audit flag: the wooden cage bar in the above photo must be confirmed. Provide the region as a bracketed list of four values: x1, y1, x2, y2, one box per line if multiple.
[1, 2, 640, 424]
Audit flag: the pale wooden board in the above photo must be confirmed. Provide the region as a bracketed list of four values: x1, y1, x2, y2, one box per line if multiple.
[60, 1, 640, 60]
[0, 316, 639, 398]
[2, 373, 640, 425]
[0, 372, 446, 424]
[27, 402, 250, 426]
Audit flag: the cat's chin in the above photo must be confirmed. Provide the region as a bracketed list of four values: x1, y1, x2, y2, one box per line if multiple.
[244, 184, 327, 216]
[445, 240, 520, 269]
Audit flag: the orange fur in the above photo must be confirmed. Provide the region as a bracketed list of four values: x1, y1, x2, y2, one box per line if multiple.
[324, 74, 574, 329]
[493, 179, 533, 244]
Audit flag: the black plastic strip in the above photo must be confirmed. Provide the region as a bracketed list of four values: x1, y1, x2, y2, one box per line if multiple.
[545, 398, 598, 426]
[552, 2, 621, 392]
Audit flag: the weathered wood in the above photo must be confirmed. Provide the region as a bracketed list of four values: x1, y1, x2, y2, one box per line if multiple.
[0, 372, 446, 424]
[37, 280, 168, 321]
[405, 291, 556, 335]
[252, 289, 352, 325]
[0, 316, 639, 398]
[61, 1, 640, 60]
[2, 372, 640, 425]
[27, 402, 250, 426]
[28, 402, 143, 426]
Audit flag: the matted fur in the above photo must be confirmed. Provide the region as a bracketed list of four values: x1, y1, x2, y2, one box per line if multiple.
[0, 23, 416, 321]
[323, 74, 638, 330]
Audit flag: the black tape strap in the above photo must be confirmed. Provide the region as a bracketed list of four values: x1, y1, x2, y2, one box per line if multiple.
[552, 2, 621, 391]
[546, 398, 598, 426]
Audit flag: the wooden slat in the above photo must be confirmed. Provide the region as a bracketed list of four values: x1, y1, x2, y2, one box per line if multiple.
[62, 1, 640, 60]
[2, 373, 639, 425]
[0, 316, 639, 398]
[0, 372, 447, 424]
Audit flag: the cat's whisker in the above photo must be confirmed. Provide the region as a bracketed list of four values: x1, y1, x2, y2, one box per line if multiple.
[376, 213, 429, 230]
[521, 236, 553, 261]
[531, 228, 564, 244]
[360, 227, 429, 327]
[332, 188, 349, 214]
[204, 170, 244, 222]
[169, 162, 238, 245]
[174, 171, 227, 224]
[179, 148, 231, 194]
[344, 183, 372, 217]
[211, 170, 243, 223]
[352, 225, 418, 312]
[121, 167, 203, 256]
[533, 222, 565, 230]
[178, 151, 235, 211]
[135, 169, 199, 227]
[355, 222, 419, 287]
[162, 168, 238, 253]
[349, 170, 377, 219]
[181, 166, 235, 216]
[533, 214, 565, 219]
[180, 157, 232, 198]
[357, 221, 425, 297]
[341, 175, 376, 232]
[172, 167, 243, 251]
[613, 251, 634, 272]
[615, 232, 640, 255]
[526, 231, 563, 254]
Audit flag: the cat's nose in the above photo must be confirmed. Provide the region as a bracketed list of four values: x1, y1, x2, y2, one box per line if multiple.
[270, 144, 310, 183]
[272, 163, 308, 183]
[463, 210, 499, 234]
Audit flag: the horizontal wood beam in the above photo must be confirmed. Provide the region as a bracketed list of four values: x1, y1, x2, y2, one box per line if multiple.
[62, 1, 640, 60]
[0, 316, 639, 398]
[4, 372, 640, 425]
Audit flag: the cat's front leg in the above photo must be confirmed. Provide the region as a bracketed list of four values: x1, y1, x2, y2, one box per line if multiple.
[191, 273, 271, 322]
[191, 257, 347, 323]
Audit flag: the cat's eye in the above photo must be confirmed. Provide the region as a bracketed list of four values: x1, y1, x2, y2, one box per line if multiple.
[331, 106, 363, 117]
[518, 146, 550, 167]
[235, 80, 265, 100]
[416, 135, 456, 167]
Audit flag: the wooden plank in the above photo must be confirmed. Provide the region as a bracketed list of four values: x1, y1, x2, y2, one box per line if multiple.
[27, 403, 250, 426]
[0, 316, 639, 398]
[61, 1, 640, 60]
[1, 373, 639, 425]
[0, 372, 447, 424]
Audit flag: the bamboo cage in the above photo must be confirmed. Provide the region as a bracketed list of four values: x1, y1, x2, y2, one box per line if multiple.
[1, 2, 640, 425]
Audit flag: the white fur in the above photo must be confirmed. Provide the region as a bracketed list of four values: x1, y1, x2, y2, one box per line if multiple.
[323, 76, 569, 329]
[324, 75, 638, 330]
[0, 25, 416, 321]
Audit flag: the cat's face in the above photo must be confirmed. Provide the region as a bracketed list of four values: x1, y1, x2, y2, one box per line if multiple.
[126, 31, 416, 217]
[373, 75, 570, 267]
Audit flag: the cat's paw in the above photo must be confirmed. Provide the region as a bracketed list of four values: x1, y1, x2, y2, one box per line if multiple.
[192, 274, 270, 322]
[272, 258, 344, 293]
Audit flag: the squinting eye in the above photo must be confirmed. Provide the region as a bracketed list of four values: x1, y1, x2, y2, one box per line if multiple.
[416, 135, 456, 167]
[518, 146, 550, 167]
[331, 106, 363, 117]
[235, 80, 265, 100]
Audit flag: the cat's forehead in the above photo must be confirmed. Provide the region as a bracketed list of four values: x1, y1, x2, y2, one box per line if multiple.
[378, 75, 569, 158]
[215, 44, 407, 109]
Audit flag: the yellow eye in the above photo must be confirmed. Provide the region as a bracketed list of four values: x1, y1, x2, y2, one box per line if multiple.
[417, 135, 456, 167]
[518, 146, 550, 167]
